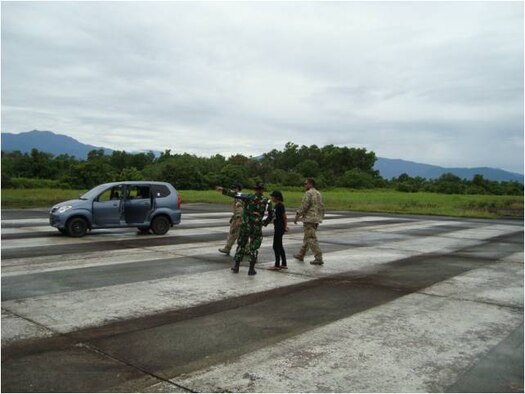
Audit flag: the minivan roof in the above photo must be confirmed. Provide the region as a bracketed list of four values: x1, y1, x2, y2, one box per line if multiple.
[98, 181, 174, 187]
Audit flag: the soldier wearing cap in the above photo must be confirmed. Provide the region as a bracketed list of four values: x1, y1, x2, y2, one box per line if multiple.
[219, 182, 244, 255]
[216, 182, 273, 275]
[294, 178, 325, 265]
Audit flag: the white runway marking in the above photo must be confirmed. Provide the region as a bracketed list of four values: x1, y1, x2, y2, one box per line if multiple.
[2, 220, 520, 336]
[0, 215, 414, 250]
[174, 289, 522, 392]
[421, 261, 524, 308]
[0, 226, 230, 249]
[2, 209, 523, 394]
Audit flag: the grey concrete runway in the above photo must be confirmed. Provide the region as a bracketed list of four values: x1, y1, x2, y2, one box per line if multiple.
[1, 204, 523, 392]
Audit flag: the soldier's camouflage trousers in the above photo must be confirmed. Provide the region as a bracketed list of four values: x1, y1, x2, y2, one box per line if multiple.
[234, 223, 263, 264]
[297, 222, 323, 261]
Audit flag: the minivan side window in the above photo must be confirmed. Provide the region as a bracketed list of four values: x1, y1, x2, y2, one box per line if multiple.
[126, 185, 150, 200]
[152, 185, 171, 198]
[98, 186, 123, 202]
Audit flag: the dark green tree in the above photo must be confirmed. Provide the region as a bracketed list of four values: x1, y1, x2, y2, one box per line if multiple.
[295, 159, 321, 178]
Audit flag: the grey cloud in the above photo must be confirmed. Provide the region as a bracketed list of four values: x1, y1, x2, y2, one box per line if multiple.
[1, 1, 523, 172]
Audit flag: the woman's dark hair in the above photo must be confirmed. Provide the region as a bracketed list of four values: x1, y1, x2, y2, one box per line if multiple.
[270, 190, 284, 202]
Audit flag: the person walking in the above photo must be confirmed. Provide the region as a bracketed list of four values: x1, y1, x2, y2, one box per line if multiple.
[269, 190, 288, 271]
[293, 178, 325, 265]
[218, 182, 244, 256]
[216, 182, 273, 275]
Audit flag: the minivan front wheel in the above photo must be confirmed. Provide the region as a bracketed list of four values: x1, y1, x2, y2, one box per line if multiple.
[151, 216, 170, 235]
[67, 217, 88, 237]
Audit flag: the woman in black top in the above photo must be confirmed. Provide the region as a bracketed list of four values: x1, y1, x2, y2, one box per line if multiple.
[269, 190, 288, 270]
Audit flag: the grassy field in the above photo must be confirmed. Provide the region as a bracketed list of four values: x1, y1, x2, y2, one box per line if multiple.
[1, 188, 87, 209]
[2, 188, 522, 219]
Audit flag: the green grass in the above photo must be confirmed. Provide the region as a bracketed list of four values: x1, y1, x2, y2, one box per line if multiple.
[1, 188, 522, 219]
[317, 189, 523, 218]
[1, 188, 88, 209]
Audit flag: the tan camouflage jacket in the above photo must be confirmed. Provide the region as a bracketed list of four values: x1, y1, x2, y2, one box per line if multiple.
[232, 198, 243, 220]
[296, 188, 325, 224]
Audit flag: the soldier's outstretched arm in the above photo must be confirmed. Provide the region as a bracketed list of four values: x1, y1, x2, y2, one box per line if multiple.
[216, 186, 249, 200]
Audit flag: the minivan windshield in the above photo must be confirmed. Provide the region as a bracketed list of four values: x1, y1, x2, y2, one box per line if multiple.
[80, 184, 116, 200]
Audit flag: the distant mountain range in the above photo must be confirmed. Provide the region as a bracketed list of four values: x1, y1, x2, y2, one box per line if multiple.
[1, 130, 113, 158]
[1, 130, 523, 183]
[374, 157, 523, 183]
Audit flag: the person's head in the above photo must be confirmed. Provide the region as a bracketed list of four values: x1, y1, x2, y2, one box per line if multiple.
[231, 182, 243, 193]
[253, 182, 265, 195]
[270, 190, 283, 204]
[303, 178, 315, 191]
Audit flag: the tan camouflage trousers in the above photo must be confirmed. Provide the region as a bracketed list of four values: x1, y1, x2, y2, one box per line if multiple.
[297, 222, 323, 261]
[224, 218, 242, 251]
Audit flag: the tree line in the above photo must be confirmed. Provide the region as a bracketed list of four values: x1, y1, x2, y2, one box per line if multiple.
[1, 142, 522, 196]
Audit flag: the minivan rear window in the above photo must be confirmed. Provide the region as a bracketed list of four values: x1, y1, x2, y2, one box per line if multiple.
[152, 185, 171, 198]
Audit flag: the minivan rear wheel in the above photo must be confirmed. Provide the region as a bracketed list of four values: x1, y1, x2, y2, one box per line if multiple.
[151, 216, 170, 235]
[67, 217, 88, 237]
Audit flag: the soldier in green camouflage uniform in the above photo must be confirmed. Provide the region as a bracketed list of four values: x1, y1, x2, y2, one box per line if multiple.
[218, 183, 244, 256]
[294, 178, 325, 265]
[217, 182, 273, 275]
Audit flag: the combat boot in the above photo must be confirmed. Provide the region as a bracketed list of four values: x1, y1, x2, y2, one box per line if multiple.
[248, 261, 257, 276]
[231, 260, 240, 273]
[219, 248, 230, 255]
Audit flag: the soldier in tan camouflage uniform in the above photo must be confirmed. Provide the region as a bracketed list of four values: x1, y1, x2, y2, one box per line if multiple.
[294, 178, 325, 265]
[219, 183, 244, 256]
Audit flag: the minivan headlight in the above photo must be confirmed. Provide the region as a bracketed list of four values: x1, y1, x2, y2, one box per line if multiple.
[57, 205, 73, 214]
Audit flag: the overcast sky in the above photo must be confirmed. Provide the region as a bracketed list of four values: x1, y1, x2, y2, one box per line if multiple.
[1, 1, 523, 172]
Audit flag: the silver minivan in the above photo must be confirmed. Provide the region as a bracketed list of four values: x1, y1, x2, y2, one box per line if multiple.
[49, 181, 182, 237]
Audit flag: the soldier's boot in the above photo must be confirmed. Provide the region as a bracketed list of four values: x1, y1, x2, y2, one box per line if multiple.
[310, 246, 323, 265]
[248, 261, 257, 276]
[294, 246, 306, 261]
[231, 260, 240, 273]
[293, 254, 304, 262]
[219, 248, 230, 255]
